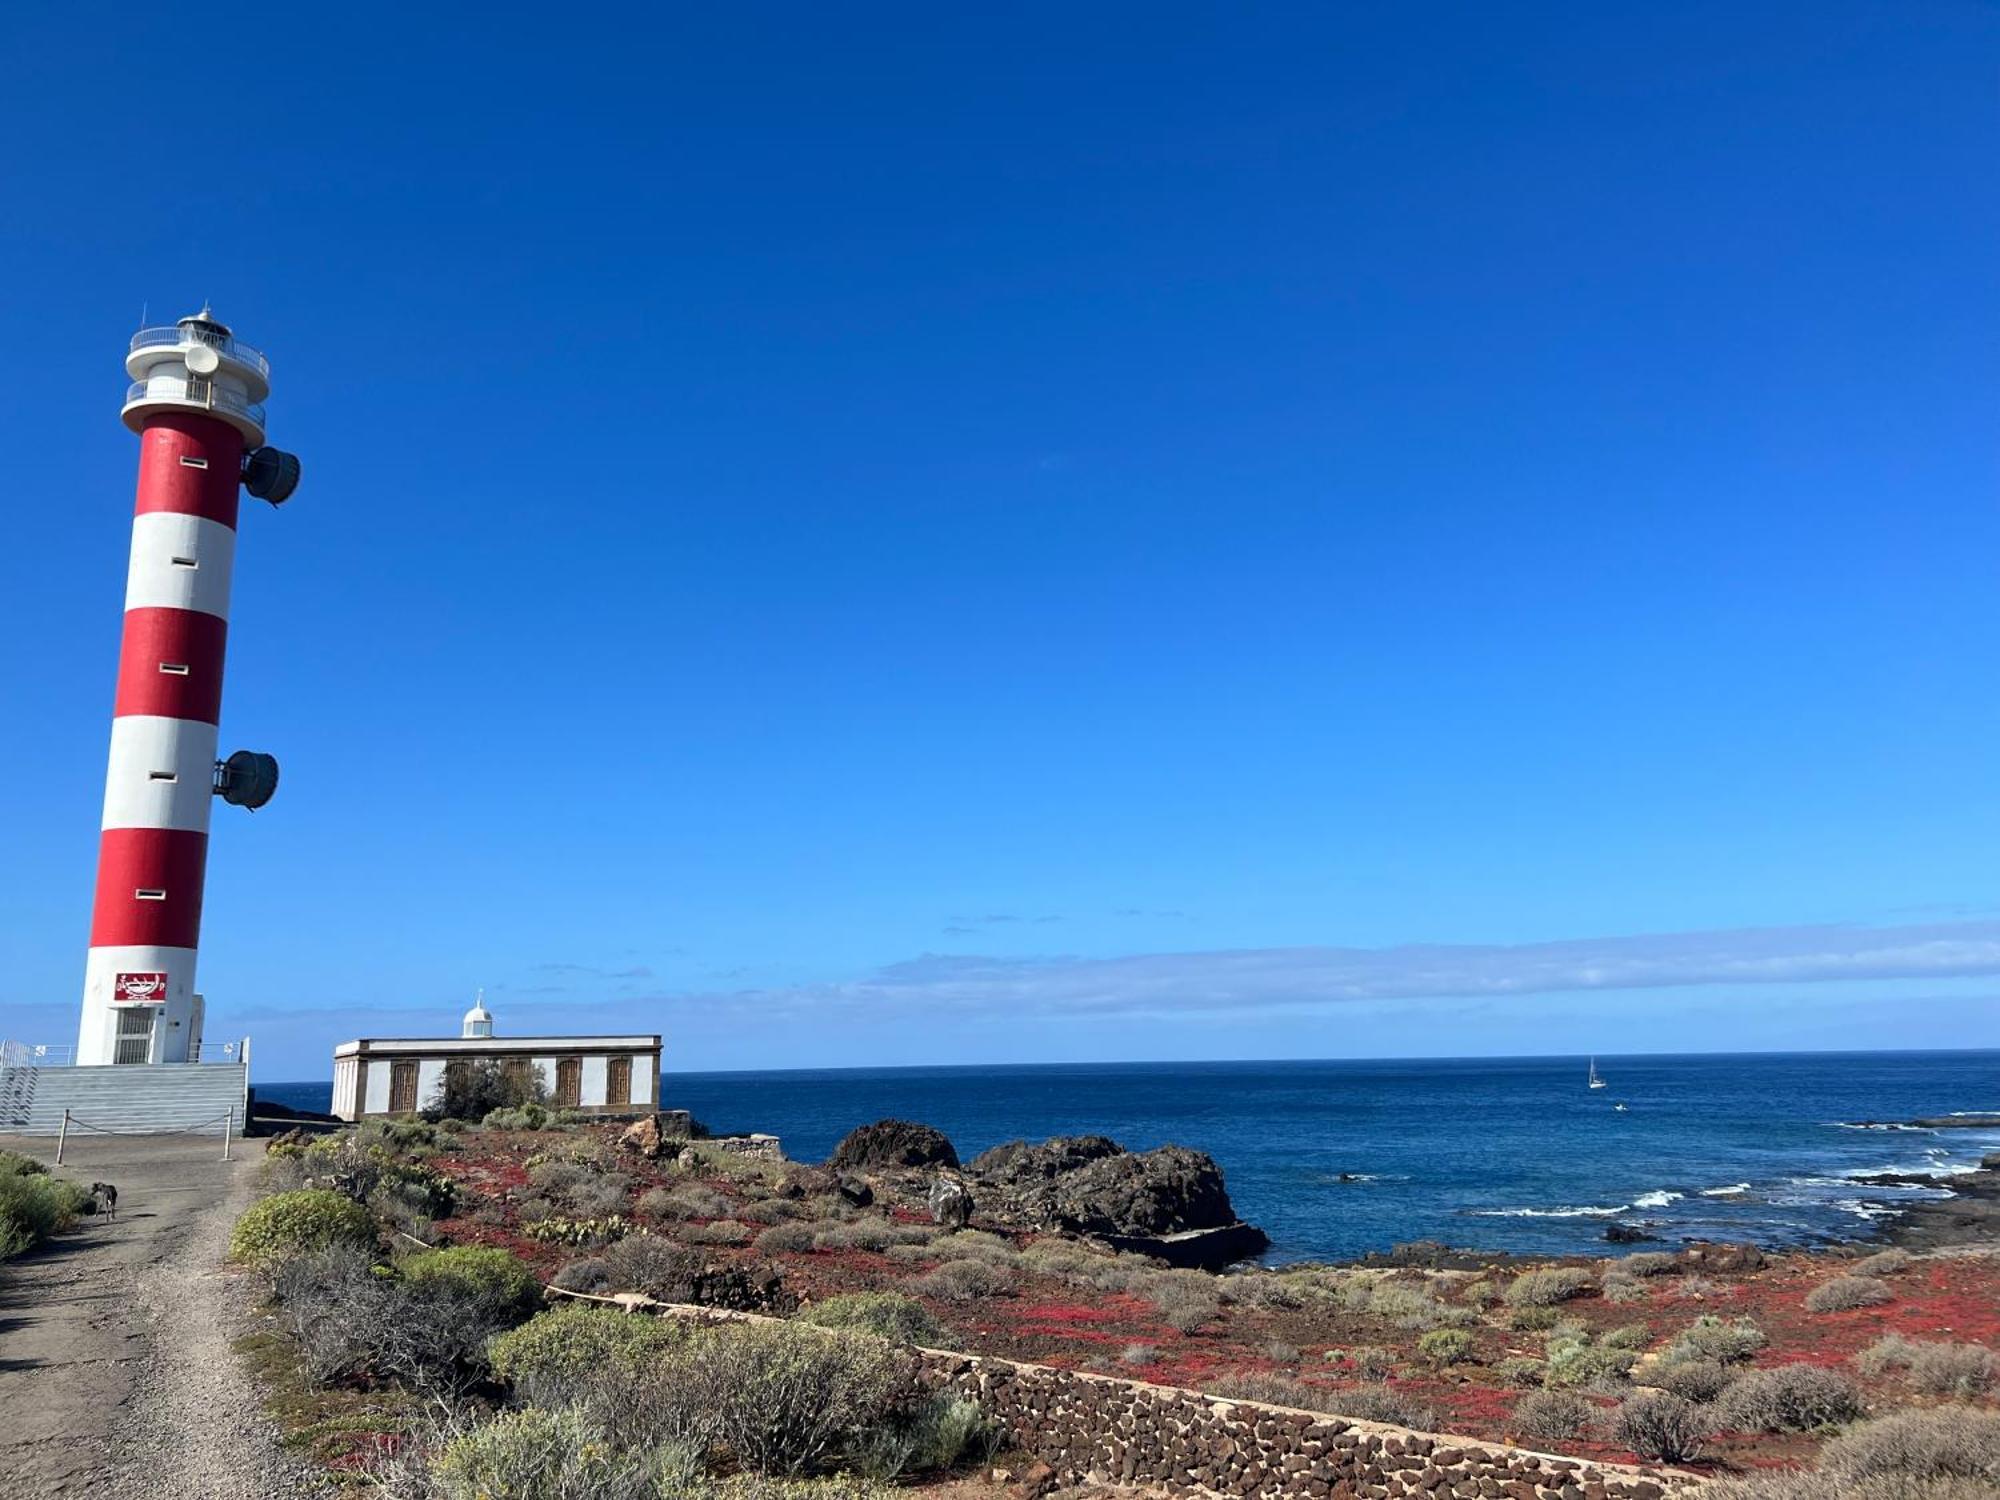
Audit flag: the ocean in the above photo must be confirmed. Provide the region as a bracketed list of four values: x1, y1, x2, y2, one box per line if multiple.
[259, 1049, 2000, 1263]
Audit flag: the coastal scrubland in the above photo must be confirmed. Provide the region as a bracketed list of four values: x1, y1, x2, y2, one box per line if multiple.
[223, 1112, 2000, 1497]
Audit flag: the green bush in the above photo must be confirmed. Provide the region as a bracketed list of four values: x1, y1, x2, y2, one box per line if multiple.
[0, 1172, 91, 1258]
[431, 1404, 693, 1499]
[401, 1246, 542, 1321]
[522, 1213, 630, 1247]
[488, 1304, 692, 1404]
[676, 1320, 917, 1476]
[0, 1149, 50, 1177]
[1416, 1328, 1476, 1367]
[1666, 1314, 1767, 1366]
[1504, 1266, 1596, 1308]
[484, 1102, 552, 1131]
[851, 1394, 997, 1479]
[799, 1292, 945, 1346]
[1544, 1331, 1637, 1390]
[228, 1188, 375, 1269]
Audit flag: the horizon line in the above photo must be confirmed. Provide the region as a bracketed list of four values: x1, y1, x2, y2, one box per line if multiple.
[254, 1040, 2000, 1086]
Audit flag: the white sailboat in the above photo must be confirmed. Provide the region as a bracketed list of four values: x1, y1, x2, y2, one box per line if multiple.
[1588, 1057, 1607, 1090]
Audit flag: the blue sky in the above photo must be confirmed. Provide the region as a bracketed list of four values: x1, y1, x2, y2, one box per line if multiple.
[4, 3, 1998, 1079]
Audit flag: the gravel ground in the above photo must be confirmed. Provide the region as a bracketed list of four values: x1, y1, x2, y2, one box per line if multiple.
[0, 1132, 332, 1500]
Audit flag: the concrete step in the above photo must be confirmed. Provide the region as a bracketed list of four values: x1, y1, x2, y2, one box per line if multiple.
[0, 1063, 248, 1135]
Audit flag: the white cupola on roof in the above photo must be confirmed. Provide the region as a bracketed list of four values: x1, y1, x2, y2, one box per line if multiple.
[461, 990, 494, 1039]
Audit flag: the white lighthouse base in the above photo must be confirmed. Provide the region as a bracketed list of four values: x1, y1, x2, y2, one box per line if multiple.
[78, 946, 201, 1065]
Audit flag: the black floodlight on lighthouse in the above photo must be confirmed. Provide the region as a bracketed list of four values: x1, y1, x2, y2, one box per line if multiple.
[214, 749, 280, 810]
[242, 445, 301, 505]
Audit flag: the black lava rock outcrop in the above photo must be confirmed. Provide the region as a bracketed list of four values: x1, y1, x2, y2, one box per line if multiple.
[827, 1118, 961, 1172]
[970, 1134, 1239, 1236]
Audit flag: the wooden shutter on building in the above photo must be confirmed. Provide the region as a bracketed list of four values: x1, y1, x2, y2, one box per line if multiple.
[389, 1061, 419, 1114]
[606, 1056, 631, 1107]
[555, 1057, 582, 1108]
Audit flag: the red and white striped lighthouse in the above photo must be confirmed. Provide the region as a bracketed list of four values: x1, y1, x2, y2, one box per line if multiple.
[77, 309, 300, 1066]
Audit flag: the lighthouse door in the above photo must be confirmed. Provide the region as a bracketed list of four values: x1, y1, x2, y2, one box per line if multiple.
[113, 1007, 157, 1065]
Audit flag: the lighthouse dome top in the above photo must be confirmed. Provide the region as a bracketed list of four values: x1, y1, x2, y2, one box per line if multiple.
[462, 995, 494, 1039]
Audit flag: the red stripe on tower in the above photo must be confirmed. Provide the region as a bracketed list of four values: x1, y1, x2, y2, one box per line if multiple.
[78, 309, 298, 1067]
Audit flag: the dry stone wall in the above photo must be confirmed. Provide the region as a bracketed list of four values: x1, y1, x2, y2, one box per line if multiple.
[656, 1305, 1698, 1498]
[920, 1351, 1698, 1498]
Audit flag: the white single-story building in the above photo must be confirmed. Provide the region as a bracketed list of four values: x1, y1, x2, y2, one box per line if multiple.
[330, 997, 660, 1121]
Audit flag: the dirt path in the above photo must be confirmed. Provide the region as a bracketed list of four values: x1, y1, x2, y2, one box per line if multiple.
[0, 1132, 330, 1500]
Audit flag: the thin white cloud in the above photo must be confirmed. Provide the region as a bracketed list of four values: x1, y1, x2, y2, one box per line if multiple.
[650, 919, 2000, 1021]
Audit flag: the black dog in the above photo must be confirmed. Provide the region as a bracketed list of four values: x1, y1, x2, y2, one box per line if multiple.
[89, 1182, 117, 1220]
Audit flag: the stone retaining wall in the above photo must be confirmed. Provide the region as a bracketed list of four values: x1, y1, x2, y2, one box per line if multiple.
[919, 1350, 1698, 1499]
[654, 1305, 1698, 1498]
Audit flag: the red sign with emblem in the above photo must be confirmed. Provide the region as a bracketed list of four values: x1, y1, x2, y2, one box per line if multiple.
[112, 971, 168, 1006]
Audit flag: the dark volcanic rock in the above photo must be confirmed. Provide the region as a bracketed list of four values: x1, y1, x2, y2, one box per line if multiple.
[972, 1135, 1239, 1236]
[1604, 1222, 1656, 1244]
[827, 1118, 961, 1172]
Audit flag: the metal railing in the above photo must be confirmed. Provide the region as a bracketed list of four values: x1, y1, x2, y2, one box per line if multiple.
[129, 324, 269, 379]
[1, 1041, 75, 1067]
[124, 377, 266, 430]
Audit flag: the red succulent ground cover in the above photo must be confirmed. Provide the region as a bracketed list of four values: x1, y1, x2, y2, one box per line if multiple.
[411, 1125, 2000, 1475]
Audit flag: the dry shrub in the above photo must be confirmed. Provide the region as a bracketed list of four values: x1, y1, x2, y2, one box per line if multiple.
[1144, 1270, 1221, 1332]
[738, 1197, 805, 1225]
[1909, 1343, 2000, 1398]
[928, 1230, 1017, 1266]
[1856, 1248, 1915, 1276]
[1208, 1372, 1331, 1409]
[1617, 1251, 1679, 1278]
[596, 1234, 707, 1300]
[1366, 1280, 1474, 1330]
[683, 1218, 752, 1247]
[1655, 1359, 1735, 1404]
[1819, 1407, 2000, 1485]
[1614, 1392, 1709, 1462]
[755, 1222, 819, 1255]
[1715, 1362, 1865, 1432]
[639, 1184, 732, 1221]
[1504, 1267, 1596, 1308]
[1857, 1333, 1923, 1377]
[1602, 1274, 1649, 1305]
[1018, 1237, 1107, 1278]
[1706, 1474, 2000, 1500]
[1326, 1385, 1440, 1431]
[913, 1259, 1011, 1303]
[1511, 1389, 1594, 1446]
[1806, 1275, 1893, 1313]
[529, 1160, 632, 1218]
[798, 1291, 944, 1346]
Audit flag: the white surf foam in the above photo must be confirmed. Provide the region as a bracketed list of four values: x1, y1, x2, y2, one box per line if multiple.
[1468, 1207, 1628, 1219]
[1700, 1183, 1751, 1197]
[1632, 1190, 1684, 1209]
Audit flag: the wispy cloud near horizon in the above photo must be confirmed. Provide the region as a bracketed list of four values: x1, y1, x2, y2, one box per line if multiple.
[649, 918, 2000, 1022]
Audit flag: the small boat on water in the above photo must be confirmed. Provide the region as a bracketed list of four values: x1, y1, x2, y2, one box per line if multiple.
[1588, 1057, 1607, 1090]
